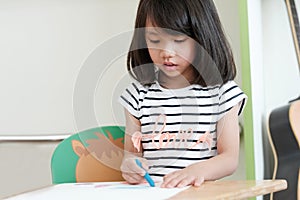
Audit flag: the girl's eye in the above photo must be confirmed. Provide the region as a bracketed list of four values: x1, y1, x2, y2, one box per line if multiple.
[174, 38, 187, 43]
[148, 39, 160, 44]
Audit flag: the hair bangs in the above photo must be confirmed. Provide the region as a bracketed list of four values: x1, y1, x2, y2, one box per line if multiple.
[146, 0, 192, 36]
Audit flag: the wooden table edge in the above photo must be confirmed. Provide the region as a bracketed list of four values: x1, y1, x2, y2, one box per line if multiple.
[168, 179, 288, 200]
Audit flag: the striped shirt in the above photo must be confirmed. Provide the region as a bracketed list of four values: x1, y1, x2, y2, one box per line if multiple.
[119, 80, 247, 181]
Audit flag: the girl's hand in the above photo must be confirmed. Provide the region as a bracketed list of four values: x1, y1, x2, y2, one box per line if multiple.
[161, 165, 204, 188]
[120, 157, 149, 184]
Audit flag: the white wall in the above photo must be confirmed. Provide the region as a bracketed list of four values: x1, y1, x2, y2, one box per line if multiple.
[263, 0, 300, 111]
[0, 141, 59, 198]
[214, 0, 242, 86]
[247, 0, 265, 183]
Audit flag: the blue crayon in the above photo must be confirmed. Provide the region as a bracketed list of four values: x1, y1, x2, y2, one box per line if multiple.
[135, 159, 155, 187]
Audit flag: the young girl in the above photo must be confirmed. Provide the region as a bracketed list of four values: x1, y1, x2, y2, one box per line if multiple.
[119, 0, 247, 188]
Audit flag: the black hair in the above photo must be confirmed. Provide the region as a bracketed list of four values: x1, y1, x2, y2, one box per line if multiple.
[127, 0, 236, 86]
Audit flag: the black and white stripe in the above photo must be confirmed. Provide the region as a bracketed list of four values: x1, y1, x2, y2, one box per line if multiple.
[119, 80, 247, 181]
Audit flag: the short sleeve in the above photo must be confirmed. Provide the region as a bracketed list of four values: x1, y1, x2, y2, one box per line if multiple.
[118, 81, 143, 119]
[217, 81, 247, 120]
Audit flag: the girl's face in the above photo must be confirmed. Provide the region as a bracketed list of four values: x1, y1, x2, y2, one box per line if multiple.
[145, 20, 196, 83]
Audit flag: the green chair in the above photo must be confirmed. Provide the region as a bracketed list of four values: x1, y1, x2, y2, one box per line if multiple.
[51, 126, 125, 184]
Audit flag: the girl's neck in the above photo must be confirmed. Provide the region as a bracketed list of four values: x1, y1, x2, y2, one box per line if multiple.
[158, 71, 195, 89]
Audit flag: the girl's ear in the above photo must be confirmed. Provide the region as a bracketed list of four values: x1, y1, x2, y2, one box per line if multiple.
[72, 140, 89, 157]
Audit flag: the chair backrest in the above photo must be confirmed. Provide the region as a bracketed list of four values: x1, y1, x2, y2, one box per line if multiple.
[51, 126, 125, 184]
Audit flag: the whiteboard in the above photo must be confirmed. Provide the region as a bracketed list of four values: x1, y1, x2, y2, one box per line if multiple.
[0, 0, 138, 136]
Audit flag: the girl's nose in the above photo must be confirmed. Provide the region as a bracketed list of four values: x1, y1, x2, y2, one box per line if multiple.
[160, 49, 176, 59]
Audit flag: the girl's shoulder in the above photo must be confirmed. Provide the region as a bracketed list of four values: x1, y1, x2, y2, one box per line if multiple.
[192, 80, 245, 99]
[218, 80, 244, 94]
[126, 80, 153, 93]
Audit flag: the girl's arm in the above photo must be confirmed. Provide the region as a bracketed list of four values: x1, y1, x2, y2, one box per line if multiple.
[161, 104, 241, 188]
[120, 109, 148, 184]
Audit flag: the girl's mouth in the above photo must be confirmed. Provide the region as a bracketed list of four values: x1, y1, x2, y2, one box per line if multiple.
[163, 62, 177, 70]
[163, 61, 176, 66]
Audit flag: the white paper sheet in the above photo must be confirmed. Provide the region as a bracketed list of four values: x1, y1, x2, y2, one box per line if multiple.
[6, 182, 188, 200]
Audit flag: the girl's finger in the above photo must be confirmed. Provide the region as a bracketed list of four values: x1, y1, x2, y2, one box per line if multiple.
[121, 158, 145, 175]
[139, 158, 149, 171]
[161, 172, 182, 188]
[122, 172, 144, 183]
[193, 177, 204, 187]
[176, 176, 195, 188]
